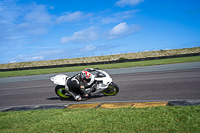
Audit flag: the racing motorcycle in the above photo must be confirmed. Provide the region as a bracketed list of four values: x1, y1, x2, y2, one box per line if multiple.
[50, 68, 119, 99]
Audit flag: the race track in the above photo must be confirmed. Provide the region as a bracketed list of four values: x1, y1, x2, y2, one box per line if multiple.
[0, 62, 200, 108]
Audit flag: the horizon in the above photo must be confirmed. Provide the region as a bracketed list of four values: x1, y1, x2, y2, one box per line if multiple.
[1, 46, 199, 65]
[0, 0, 200, 64]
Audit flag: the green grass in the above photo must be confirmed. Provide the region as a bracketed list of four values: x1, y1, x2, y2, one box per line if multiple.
[0, 56, 200, 78]
[0, 106, 200, 133]
[1, 47, 199, 69]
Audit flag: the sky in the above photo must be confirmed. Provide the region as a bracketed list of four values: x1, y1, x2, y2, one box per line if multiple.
[0, 0, 200, 64]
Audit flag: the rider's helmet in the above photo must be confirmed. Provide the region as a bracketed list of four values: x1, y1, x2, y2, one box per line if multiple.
[81, 71, 92, 83]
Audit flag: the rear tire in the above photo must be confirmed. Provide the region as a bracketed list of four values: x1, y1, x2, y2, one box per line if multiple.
[55, 85, 70, 99]
[101, 82, 119, 96]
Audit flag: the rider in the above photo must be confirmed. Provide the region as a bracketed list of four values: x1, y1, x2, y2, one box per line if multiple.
[65, 68, 95, 101]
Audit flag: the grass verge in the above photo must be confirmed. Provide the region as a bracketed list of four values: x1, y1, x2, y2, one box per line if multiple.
[1, 47, 199, 69]
[0, 56, 200, 78]
[0, 106, 200, 133]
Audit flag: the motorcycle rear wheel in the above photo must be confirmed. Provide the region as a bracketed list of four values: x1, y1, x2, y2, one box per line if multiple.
[55, 85, 70, 99]
[101, 82, 119, 96]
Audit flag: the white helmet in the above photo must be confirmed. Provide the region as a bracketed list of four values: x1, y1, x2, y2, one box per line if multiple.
[81, 71, 92, 83]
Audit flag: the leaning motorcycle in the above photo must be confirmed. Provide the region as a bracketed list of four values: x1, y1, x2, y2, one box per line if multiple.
[50, 68, 119, 99]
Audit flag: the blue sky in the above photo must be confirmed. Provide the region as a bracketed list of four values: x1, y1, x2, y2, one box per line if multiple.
[0, 0, 200, 64]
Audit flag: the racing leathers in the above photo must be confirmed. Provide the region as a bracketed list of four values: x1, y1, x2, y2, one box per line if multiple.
[65, 72, 94, 100]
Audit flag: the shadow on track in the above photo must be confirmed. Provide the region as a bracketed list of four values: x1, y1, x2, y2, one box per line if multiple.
[46, 95, 108, 101]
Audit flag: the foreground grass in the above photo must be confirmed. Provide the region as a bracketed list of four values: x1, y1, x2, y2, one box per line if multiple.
[0, 106, 200, 133]
[0, 56, 200, 78]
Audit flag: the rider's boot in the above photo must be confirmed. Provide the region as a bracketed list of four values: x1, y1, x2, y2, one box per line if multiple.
[75, 95, 82, 101]
[69, 91, 82, 101]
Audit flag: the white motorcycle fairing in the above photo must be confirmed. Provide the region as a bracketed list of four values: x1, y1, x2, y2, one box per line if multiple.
[50, 74, 95, 87]
[94, 70, 112, 89]
[50, 74, 68, 86]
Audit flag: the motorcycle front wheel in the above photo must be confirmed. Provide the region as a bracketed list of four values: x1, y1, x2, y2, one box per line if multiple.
[55, 85, 70, 99]
[101, 82, 119, 96]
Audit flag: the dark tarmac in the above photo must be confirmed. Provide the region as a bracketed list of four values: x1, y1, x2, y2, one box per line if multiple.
[0, 62, 200, 111]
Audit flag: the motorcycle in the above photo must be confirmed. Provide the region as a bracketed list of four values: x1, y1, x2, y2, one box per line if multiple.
[50, 68, 119, 99]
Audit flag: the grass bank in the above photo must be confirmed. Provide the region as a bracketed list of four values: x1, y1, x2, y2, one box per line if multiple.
[0, 56, 200, 78]
[0, 106, 200, 133]
[1, 47, 199, 69]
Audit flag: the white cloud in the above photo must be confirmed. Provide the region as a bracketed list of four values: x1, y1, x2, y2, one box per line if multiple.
[115, 0, 144, 7]
[60, 27, 99, 44]
[80, 44, 96, 52]
[24, 5, 51, 24]
[17, 4, 52, 35]
[0, 0, 53, 45]
[57, 11, 92, 23]
[0, 0, 21, 24]
[32, 56, 44, 60]
[50, 6, 54, 10]
[60, 22, 141, 44]
[10, 49, 65, 62]
[109, 22, 129, 35]
[109, 22, 141, 39]
[99, 9, 140, 24]
[0, 0, 23, 44]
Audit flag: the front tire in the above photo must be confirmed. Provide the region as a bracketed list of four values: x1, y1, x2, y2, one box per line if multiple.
[55, 85, 70, 99]
[101, 82, 119, 96]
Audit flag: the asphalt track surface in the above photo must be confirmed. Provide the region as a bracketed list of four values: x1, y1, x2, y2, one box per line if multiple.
[0, 62, 200, 109]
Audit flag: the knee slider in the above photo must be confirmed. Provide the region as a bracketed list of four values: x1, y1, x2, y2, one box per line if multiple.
[80, 86, 84, 89]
